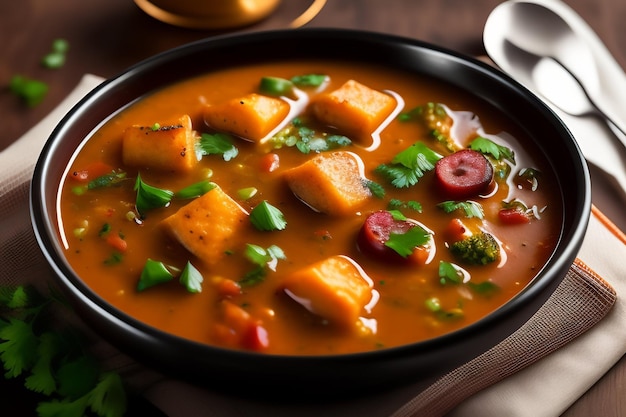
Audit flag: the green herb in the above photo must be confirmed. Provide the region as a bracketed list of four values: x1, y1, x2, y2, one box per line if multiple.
[239, 244, 286, 286]
[198, 133, 238, 161]
[438, 261, 465, 285]
[437, 200, 484, 219]
[385, 225, 431, 257]
[364, 179, 385, 198]
[387, 198, 423, 213]
[0, 285, 127, 417]
[9, 75, 49, 107]
[375, 142, 442, 188]
[103, 252, 123, 266]
[41, 38, 69, 69]
[270, 119, 351, 154]
[290, 74, 328, 87]
[469, 137, 515, 163]
[137, 259, 174, 291]
[398, 102, 448, 123]
[250, 201, 287, 231]
[179, 261, 203, 293]
[87, 170, 127, 190]
[468, 281, 500, 296]
[259, 76, 295, 97]
[176, 180, 216, 199]
[134, 174, 174, 216]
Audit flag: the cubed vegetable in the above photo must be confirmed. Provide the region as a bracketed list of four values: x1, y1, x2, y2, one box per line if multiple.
[203, 93, 290, 142]
[122, 114, 197, 172]
[282, 255, 374, 329]
[284, 151, 371, 215]
[311, 79, 396, 144]
[160, 186, 248, 265]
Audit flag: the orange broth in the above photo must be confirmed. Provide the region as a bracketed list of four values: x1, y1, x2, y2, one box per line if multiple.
[58, 60, 562, 355]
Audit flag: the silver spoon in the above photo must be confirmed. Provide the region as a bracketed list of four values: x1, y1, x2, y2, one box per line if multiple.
[484, 0, 626, 143]
[484, 0, 626, 200]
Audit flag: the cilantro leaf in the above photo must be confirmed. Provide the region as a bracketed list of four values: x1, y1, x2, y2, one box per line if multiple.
[198, 133, 239, 161]
[57, 356, 99, 398]
[176, 180, 216, 199]
[250, 201, 287, 231]
[240, 244, 286, 285]
[384, 226, 431, 257]
[37, 396, 89, 417]
[470, 137, 515, 163]
[0, 318, 38, 378]
[87, 372, 127, 417]
[24, 332, 61, 395]
[437, 200, 484, 219]
[364, 179, 385, 198]
[137, 259, 175, 291]
[375, 142, 442, 188]
[180, 261, 204, 293]
[438, 261, 466, 285]
[134, 174, 174, 216]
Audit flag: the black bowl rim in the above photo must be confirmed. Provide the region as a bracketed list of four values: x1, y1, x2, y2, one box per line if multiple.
[30, 28, 590, 367]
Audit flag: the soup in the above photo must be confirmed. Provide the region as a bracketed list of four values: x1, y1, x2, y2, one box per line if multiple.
[58, 60, 561, 355]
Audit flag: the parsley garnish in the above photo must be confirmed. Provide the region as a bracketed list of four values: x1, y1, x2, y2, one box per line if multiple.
[469, 137, 515, 163]
[364, 179, 385, 198]
[176, 180, 216, 199]
[387, 198, 423, 213]
[249, 201, 287, 231]
[198, 133, 238, 161]
[375, 142, 442, 188]
[385, 225, 431, 257]
[437, 200, 484, 219]
[270, 118, 352, 154]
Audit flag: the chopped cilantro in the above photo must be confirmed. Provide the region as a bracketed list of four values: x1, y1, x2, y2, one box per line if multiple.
[270, 119, 351, 154]
[176, 180, 216, 199]
[250, 201, 287, 231]
[384, 225, 431, 257]
[364, 179, 385, 198]
[240, 244, 286, 286]
[0, 285, 127, 416]
[137, 259, 174, 291]
[87, 170, 127, 190]
[437, 200, 484, 219]
[134, 174, 174, 216]
[470, 137, 515, 163]
[198, 133, 239, 161]
[387, 198, 423, 213]
[438, 261, 466, 285]
[179, 261, 204, 293]
[375, 142, 442, 188]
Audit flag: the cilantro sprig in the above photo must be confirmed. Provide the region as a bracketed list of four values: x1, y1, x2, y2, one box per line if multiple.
[198, 133, 239, 161]
[249, 201, 287, 231]
[437, 200, 484, 219]
[385, 225, 431, 258]
[375, 142, 442, 188]
[0, 285, 127, 417]
[469, 137, 515, 164]
[239, 244, 286, 286]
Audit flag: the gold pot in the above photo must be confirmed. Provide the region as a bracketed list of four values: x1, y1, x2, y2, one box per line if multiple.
[134, 0, 282, 29]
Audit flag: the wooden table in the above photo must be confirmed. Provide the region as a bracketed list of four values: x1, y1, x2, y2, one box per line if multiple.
[1, 0, 625, 415]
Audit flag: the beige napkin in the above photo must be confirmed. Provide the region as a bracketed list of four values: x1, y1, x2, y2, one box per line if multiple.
[1, 74, 625, 417]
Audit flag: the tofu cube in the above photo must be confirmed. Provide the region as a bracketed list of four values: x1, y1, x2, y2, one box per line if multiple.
[160, 186, 248, 265]
[284, 151, 371, 215]
[283, 255, 373, 328]
[311, 80, 396, 144]
[203, 93, 290, 142]
[122, 114, 197, 172]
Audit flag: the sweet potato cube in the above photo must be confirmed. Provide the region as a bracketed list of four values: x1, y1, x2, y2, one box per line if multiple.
[283, 255, 373, 328]
[311, 80, 396, 144]
[203, 93, 290, 142]
[160, 186, 248, 265]
[284, 151, 371, 215]
[122, 114, 197, 172]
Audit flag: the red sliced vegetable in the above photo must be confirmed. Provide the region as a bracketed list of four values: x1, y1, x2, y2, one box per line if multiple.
[357, 210, 428, 264]
[434, 149, 493, 198]
[498, 207, 530, 224]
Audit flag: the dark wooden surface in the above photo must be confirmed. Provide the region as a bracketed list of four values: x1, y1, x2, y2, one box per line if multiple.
[1, 0, 625, 415]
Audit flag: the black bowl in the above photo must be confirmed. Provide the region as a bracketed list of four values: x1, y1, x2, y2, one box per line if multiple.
[30, 28, 590, 397]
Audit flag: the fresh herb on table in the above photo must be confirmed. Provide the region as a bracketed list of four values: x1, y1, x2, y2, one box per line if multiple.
[0, 285, 127, 417]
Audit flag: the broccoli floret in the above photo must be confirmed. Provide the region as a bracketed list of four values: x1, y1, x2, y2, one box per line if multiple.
[398, 102, 460, 152]
[450, 232, 500, 265]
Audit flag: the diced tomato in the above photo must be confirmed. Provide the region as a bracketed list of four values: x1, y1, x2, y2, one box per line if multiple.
[241, 323, 269, 351]
[260, 153, 280, 173]
[106, 233, 127, 252]
[71, 161, 114, 182]
[498, 208, 530, 224]
[434, 149, 493, 198]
